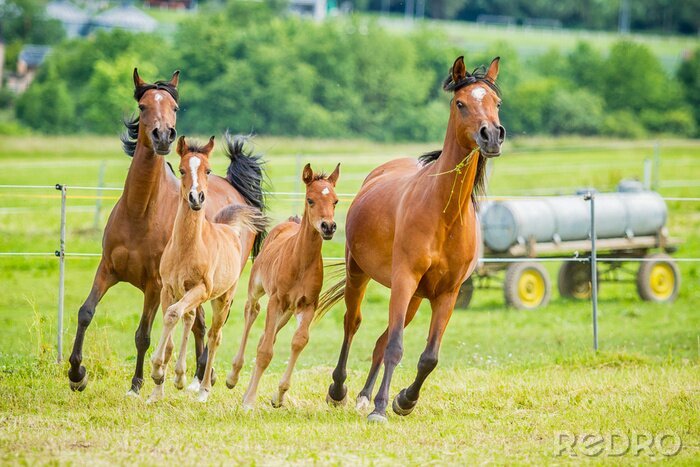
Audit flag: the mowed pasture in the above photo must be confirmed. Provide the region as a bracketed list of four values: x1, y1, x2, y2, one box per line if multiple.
[0, 135, 699, 464]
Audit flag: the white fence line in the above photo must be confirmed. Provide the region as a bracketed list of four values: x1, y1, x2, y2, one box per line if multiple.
[1, 183, 700, 361]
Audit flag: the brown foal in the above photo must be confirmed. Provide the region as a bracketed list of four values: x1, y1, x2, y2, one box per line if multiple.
[148, 136, 267, 403]
[321, 56, 505, 422]
[226, 163, 340, 411]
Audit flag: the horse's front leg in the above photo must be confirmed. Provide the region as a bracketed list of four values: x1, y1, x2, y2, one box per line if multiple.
[392, 288, 458, 417]
[129, 284, 161, 396]
[272, 307, 314, 408]
[68, 259, 117, 391]
[368, 267, 421, 423]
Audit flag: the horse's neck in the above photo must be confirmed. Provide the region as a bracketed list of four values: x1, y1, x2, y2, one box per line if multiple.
[427, 117, 480, 221]
[171, 199, 205, 249]
[292, 213, 323, 271]
[122, 134, 169, 217]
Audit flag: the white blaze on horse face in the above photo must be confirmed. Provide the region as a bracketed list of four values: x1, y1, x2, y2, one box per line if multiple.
[189, 156, 201, 196]
[471, 86, 487, 104]
[154, 92, 164, 102]
[321, 187, 330, 196]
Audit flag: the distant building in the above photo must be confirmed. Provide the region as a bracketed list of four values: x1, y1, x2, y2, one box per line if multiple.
[6, 45, 52, 94]
[91, 4, 158, 33]
[46, 1, 91, 38]
[143, 0, 194, 10]
[289, 0, 328, 21]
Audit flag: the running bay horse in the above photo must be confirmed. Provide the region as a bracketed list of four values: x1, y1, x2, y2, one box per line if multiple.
[320, 56, 505, 422]
[67, 70, 266, 395]
[148, 136, 267, 403]
[226, 163, 340, 410]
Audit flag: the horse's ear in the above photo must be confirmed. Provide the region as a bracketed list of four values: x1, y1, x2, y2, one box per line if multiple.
[203, 135, 215, 155]
[169, 70, 180, 88]
[133, 68, 146, 89]
[176, 136, 187, 157]
[451, 56, 467, 84]
[302, 163, 314, 185]
[327, 163, 340, 186]
[486, 57, 500, 83]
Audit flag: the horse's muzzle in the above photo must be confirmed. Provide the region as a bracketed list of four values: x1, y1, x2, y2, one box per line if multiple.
[321, 221, 336, 240]
[152, 128, 177, 155]
[477, 124, 506, 158]
[188, 191, 205, 211]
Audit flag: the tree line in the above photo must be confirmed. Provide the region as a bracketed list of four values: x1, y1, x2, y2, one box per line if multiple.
[7, 2, 700, 140]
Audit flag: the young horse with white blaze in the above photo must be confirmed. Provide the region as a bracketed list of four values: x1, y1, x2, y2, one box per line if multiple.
[226, 163, 340, 410]
[148, 136, 267, 403]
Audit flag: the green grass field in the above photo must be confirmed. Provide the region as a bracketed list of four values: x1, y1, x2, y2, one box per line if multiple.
[0, 136, 699, 463]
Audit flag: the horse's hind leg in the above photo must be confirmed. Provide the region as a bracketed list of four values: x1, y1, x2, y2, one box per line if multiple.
[226, 289, 263, 389]
[174, 308, 196, 390]
[272, 307, 314, 408]
[392, 289, 457, 417]
[198, 288, 235, 403]
[356, 296, 422, 411]
[128, 285, 161, 396]
[327, 254, 370, 405]
[189, 305, 208, 392]
[68, 259, 117, 391]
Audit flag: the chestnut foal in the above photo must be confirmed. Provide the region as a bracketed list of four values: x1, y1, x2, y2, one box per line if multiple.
[226, 163, 340, 410]
[148, 136, 266, 403]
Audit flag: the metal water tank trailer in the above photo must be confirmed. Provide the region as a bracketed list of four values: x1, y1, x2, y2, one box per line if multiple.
[481, 190, 667, 253]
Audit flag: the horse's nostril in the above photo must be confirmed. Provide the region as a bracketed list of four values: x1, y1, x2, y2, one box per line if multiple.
[498, 125, 506, 143]
[479, 126, 489, 142]
[330, 222, 337, 233]
[321, 222, 329, 231]
[168, 128, 177, 143]
[198, 192, 205, 204]
[188, 192, 197, 205]
[152, 128, 159, 140]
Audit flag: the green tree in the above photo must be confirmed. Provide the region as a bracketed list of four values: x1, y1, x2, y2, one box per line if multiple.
[677, 47, 700, 134]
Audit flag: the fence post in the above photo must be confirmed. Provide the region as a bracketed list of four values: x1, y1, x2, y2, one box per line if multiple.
[295, 153, 303, 211]
[55, 184, 67, 363]
[643, 158, 652, 190]
[92, 161, 106, 230]
[585, 191, 599, 351]
[652, 141, 661, 190]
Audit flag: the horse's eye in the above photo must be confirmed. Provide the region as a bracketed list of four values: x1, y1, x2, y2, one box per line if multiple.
[333, 200, 338, 206]
[307, 198, 314, 206]
[497, 102, 502, 109]
[179, 169, 185, 175]
[206, 169, 211, 175]
[174, 106, 179, 112]
[456, 101, 464, 109]
[138, 104, 146, 111]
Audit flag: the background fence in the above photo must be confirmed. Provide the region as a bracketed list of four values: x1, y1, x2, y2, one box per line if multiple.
[1, 180, 698, 362]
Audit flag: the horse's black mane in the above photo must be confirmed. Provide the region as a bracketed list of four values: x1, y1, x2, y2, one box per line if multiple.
[134, 80, 179, 103]
[121, 81, 179, 158]
[120, 115, 139, 157]
[183, 140, 211, 155]
[442, 65, 501, 97]
[418, 149, 488, 208]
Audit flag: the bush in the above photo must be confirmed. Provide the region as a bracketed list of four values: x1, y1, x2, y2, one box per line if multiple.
[546, 88, 604, 135]
[601, 111, 648, 139]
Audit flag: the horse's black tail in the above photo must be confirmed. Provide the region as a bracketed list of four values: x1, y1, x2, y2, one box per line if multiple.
[222, 131, 268, 257]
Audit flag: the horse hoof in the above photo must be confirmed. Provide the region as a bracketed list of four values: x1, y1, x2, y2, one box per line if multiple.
[355, 395, 371, 412]
[326, 383, 348, 406]
[392, 389, 417, 416]
[197, 388, 210, 403]
[242, 403, 254, 413]
[271, 393, 283, 408]
[225, 373, 237, 390]
[173, 374, 186, 390]
[367, 412, 388, 424]
[125, 389, 140, 398]
[186, 377, 201, 393]
[146, 384, 164, 404]
[69, 369, 88, 392]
